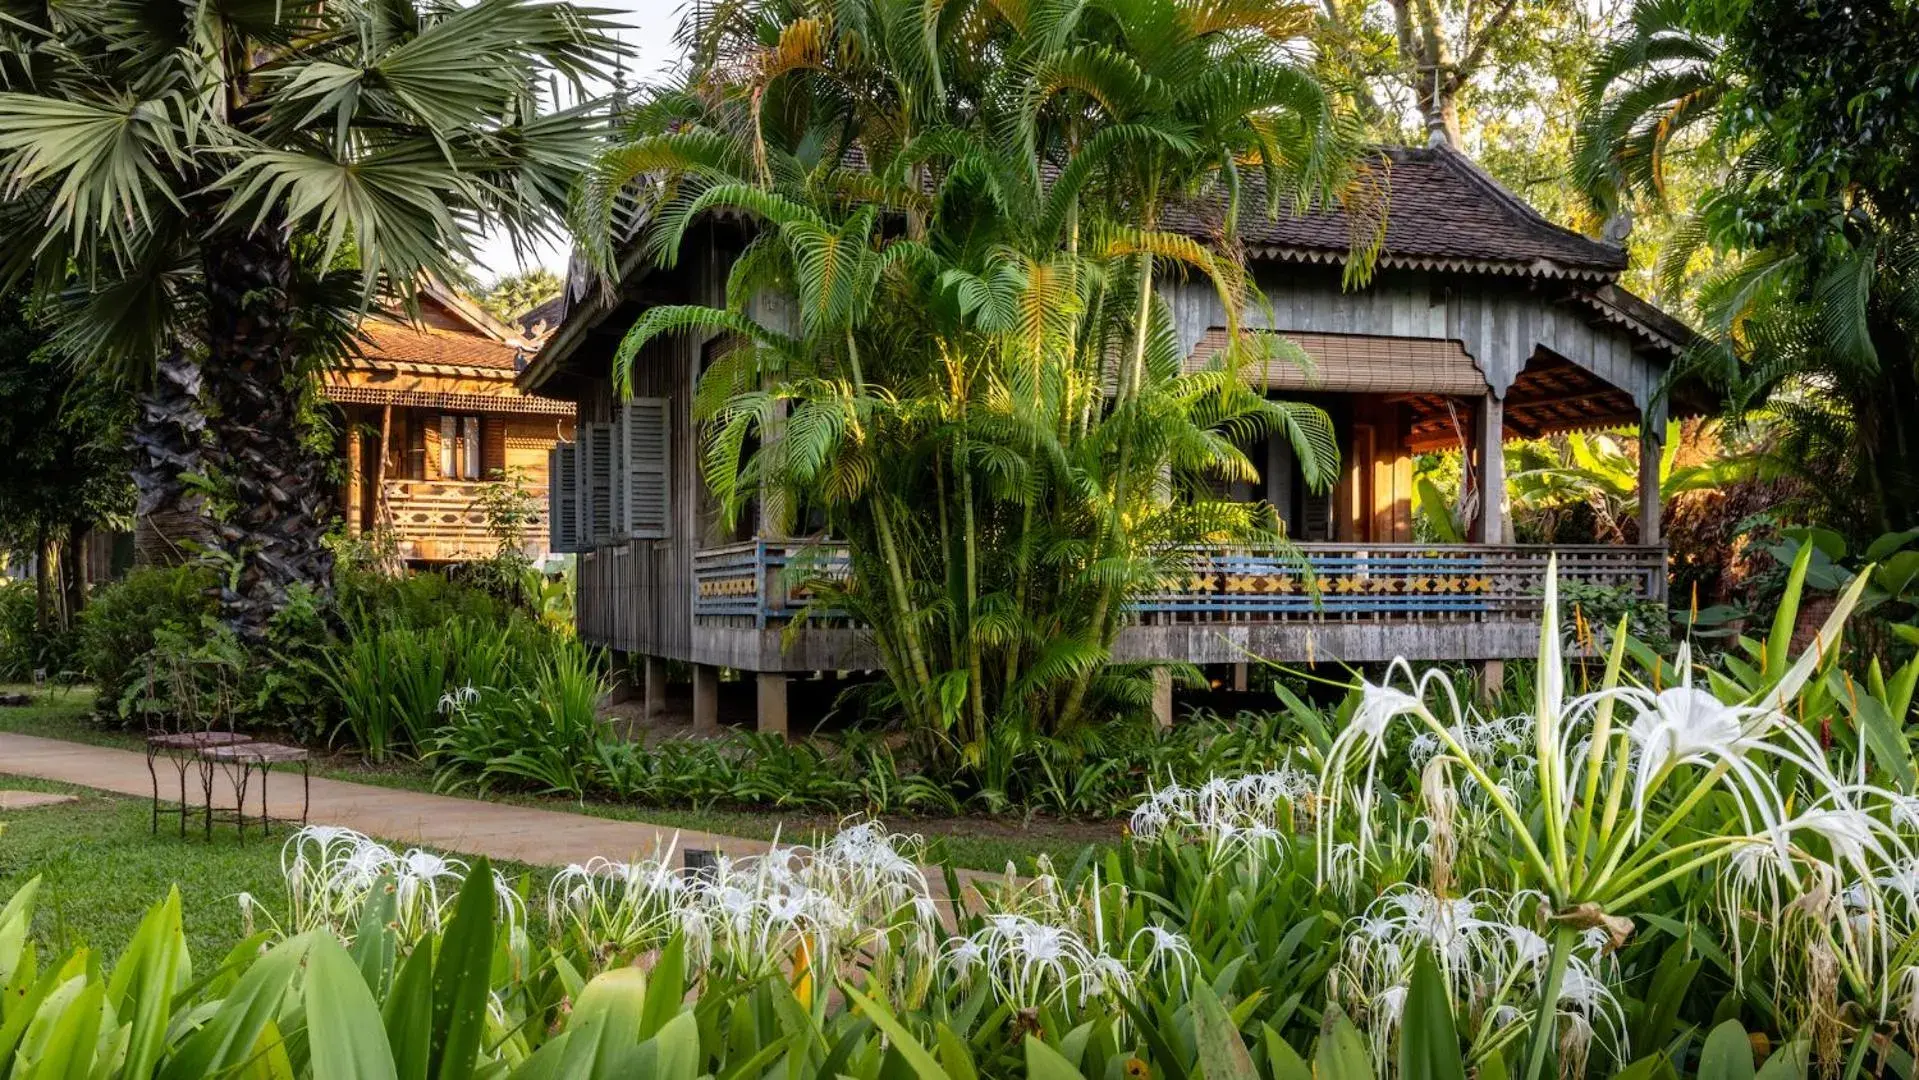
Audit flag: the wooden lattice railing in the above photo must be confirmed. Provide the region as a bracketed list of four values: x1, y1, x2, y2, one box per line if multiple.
[383, 480, 547, 562]
[692, 540, 1667, 627]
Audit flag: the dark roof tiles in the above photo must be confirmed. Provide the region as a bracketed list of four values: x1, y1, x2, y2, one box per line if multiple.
[1162, 146, 1628, 277]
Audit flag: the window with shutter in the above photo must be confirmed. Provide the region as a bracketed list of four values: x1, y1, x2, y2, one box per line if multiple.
[622, 397, 671, 539]
[548, 442, 581, 552]
[439, 415, 457, 478]
[481, 417, 506, 479]
[585, 421, 616, 546]
[608, 410, 626, 540]
[573, 424, 593, 546]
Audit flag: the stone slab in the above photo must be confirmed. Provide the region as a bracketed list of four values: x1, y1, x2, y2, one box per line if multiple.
[0, 790, 78, 810]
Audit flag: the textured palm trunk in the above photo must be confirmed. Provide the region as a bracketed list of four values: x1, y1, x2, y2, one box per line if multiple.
[130, 347, 213, 568]
[201, 227, 336, 639]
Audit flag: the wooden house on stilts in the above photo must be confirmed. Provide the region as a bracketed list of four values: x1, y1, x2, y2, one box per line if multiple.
[519, 146, 1703, 732]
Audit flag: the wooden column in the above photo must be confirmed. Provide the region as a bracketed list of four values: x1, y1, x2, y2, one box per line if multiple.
[756, 672, 789, 738]
[693, 664, 720, 733]
[1638, 422, 1663, 546]
[1475, 394, 1506, 544]
[373, 404, 393, 533]
[1151, 667, 1174, 729]
[1231, 662, 1249, 693]
[344, 422, 364, 537]
[643, 655, 666, 719]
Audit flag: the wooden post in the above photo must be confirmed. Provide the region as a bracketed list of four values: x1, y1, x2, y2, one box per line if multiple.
[604, 651, 637, 705]
[345, 422, 364, 537]
[1231, 662, 1249, 693]
[644, 655, 666, 719]
[1151, 667, 1174, 729]
[373, 404, 393, 533]
[1479, 659, 1506, 704]
[693, 664, 720, 733]
[756, 672, 789, 738]
[1475, 394, 1505, 544]
[1638, 421, 1663, 547]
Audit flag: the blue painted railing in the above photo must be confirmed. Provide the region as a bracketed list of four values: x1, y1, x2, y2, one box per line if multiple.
[692, 540, 1666, 628]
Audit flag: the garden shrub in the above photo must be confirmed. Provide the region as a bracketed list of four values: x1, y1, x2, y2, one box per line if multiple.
[334, 563, 513, 632]
[313, 609, 575, 761]
[428, 636, 610, 796]
[75, 565, 217, 715]
[0, 579, 74, 681]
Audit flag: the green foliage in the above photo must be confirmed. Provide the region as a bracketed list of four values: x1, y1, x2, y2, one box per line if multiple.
[73, 568, 218, 717]
[0, 582, 73, 683]
[1580, 0, 1919, 539]
[590, 0, 1375, 756]
[310, 613, 563, 764]
[432, 702, 1328, 819]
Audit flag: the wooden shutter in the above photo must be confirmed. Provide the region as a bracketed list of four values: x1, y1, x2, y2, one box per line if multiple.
[608, 410, 626, 540]
[481, 417, 506, 479]
[585, 421, 616, 546]
[622, 397, 671, 539]
[573, 424, 594, 547]
[548, 442, 581, 552]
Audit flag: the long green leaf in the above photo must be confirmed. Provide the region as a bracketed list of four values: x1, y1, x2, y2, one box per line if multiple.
[159, 934, 313, 1080]
[308, 934, 401, 1080]
[1400, 950, 1467, 1080]
[1697, 1019, 1756, 1080]
[1192, 982, 1259, 1080]
[430, 858, 498, 1080]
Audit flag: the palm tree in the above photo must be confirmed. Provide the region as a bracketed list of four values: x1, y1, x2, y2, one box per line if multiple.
[1577, 0, 1919, 538]
[0, 0, 614, 636]
[585, 0, 1374, 751]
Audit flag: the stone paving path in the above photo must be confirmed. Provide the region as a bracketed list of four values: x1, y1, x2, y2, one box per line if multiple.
[0, 733, 1000, 905]
[0, 731, 783, 867]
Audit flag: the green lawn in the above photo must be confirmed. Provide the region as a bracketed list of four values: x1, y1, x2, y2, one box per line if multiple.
[0, 774, 288, 960]
[1, 685, 1114, 875]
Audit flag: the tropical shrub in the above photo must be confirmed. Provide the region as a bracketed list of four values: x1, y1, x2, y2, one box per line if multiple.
[10, 554, 1919, 1077]
[73, 566, 217, 713]
[310, 613, 565, 763]
[428, 639, 613, 797]
[0, 579, 67, 682]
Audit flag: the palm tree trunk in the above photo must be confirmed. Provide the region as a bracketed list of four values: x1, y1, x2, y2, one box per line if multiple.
[1061, 243, 1159, 727]
[130, 347, 212, 568]
[200, 226, 336, 639]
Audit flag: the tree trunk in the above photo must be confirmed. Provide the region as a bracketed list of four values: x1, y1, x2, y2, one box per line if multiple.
[32, 523, 52, 633]
[130, 347, 212, 568]
[59, 526, 86, 625]
[200, 226, 336, 640]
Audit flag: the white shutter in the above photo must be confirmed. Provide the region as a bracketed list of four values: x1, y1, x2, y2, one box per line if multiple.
[622, 397, 671, 539]
[548, 442, 581, 552]
[585, 421, 616, 546]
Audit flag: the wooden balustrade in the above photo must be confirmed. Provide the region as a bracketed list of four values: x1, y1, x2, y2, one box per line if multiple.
[382, 480, 548, 563]
[692, 540, 1666, 626]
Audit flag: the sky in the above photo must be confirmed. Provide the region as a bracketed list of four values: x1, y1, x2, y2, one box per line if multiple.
[468, 0, 685, 284]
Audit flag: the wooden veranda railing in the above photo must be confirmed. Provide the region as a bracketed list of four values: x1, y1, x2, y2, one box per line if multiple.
[692, 540, 1667, 627]
[383, 480, 547, 563]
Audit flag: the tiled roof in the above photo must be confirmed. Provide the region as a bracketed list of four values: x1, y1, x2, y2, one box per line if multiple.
[355, 318, 523, 371]
[1162, 146, 1628, 278]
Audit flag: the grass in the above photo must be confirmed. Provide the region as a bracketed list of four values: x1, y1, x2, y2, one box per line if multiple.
[0, 685, 1114, 874]
[0, 773, 288, 960]
[0, 769, 552, 962]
